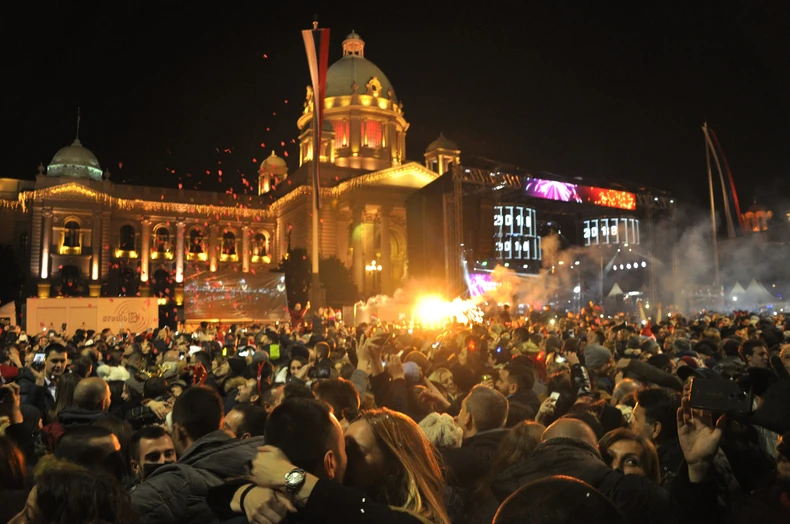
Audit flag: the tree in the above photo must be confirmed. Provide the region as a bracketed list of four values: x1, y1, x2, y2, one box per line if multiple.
[319, 256, 359, 308]
[273, 248, 311, 309]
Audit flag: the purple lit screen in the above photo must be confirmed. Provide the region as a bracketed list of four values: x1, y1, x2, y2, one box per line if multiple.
[468, 273, 499, 297]
[524, 178, 636, 210]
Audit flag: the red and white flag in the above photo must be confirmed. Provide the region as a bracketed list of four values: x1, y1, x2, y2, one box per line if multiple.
[302, 27, 330, 210]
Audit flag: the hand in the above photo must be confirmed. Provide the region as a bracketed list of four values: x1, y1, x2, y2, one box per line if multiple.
[0, 382, 23, 424]
[295, 362, 313, 381]
[386, 354, 405, 380]
[677, 393, 724, 481]
[252, 445, 295, 489]
[243, 487, 296, 524]
[565, 352, 580, 366]
[147, 400, 170, 420]
[8, 347, 22, 368]
[616, 358, 632, 370]
[537, 396, 557, 417]
[30, 367, 46, 387]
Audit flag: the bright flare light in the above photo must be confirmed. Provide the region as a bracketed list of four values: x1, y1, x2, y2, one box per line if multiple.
[413, 295, 482, 327]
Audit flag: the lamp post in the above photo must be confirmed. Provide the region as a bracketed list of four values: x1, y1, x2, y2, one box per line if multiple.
[365, 260, 382, 296]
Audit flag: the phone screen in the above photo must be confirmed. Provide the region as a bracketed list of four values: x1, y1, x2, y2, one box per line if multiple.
[550, 391, 561, 401]
[33, 353, 45, 364]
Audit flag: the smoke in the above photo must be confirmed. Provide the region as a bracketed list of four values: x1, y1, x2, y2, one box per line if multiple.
[354, 206, 788, 319]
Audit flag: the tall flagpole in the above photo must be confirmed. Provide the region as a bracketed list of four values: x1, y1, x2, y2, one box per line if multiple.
[302, 19, 330, 309]
[703, 122, 720, 287]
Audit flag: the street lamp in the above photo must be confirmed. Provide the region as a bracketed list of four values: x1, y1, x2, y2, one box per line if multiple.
[365, 260, 382, 295]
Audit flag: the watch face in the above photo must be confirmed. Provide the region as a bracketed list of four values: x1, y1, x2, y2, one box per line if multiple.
[286, 469, 305, 487]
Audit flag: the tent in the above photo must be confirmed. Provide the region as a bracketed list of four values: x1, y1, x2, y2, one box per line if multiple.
[744, 279, 777, 304]
[729, 282, 746, 296]
[607, 283, 624, 297]
[0, 301, 15, 326]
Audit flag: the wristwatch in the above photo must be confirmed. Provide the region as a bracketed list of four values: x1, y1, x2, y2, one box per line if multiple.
[284, 467, 306, 494]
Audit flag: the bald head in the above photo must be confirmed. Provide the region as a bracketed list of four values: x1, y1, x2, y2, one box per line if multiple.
[542, 418, 598, 448]
[163, 350, 180, 363]
[73, 377, 111, 411]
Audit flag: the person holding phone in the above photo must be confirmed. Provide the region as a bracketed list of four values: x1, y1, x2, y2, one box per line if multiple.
[17, 344, 69, 424]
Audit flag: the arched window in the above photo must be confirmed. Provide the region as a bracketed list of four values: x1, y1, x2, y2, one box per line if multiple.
[155, 227, 171, 253]
[253, 233, 268, 257]
[222, 231, 237, 256]
[119, 225, 136, 251]
[189, 228, 204, 254]
[64, 221, 80, 248]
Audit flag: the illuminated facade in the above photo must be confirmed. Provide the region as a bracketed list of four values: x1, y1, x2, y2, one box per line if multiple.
[0, 30, 445, 304]
[262, 31, 443, 296]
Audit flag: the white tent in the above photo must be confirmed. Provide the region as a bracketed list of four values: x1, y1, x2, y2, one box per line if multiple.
[0, 302, 16, 325]
[744, 279, 776, 304]
[729, 282, 746, 296]
[607, 283, 624, 297]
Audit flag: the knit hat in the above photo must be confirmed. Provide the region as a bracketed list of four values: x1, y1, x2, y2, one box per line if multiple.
[418, 412, 463, 448]
[227, 357, 247, 376]
[403, 361, 421, 385]
[672, 339, 691, 354]
[584, 343, 612, 370]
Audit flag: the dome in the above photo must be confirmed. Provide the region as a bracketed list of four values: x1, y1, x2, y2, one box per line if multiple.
[326, 32, 396, 102]
[262, 150, 286, 167]
[426, 133, 459, 152]
[47, 138, 103, 180]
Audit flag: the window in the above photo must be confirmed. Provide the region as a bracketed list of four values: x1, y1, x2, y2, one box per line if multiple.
[155, 227, 171, 253]
[222, 231, 237, 255]
[119, 225, 135, 251]
[189, 229, 204, 254]
[253, 233, 268, 258]
[333, 120, 349, 147]
[64, 221, 80, 248]
[363, 120, 382, 148]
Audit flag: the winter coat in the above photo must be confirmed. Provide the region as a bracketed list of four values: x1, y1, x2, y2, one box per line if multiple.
[17, 368, 56, 424]
[131, 430, 262, 524]
[440, 429, 508, 490]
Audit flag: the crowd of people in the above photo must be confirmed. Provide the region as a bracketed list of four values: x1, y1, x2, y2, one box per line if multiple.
[1, 303, 789, 523]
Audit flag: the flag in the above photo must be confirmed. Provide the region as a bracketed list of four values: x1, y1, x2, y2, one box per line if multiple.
[302, 27, 330, 210]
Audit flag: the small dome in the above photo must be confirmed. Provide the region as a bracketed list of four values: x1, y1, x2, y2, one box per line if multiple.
[47, 138, 103, 180]
[262, 150, 287, 167]
[345, 30, 362, 41]
[426, 133, 459, 152]
[325, 56, 396, 101]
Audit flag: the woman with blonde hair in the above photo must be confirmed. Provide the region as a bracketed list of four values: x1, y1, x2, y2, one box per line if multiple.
[344, 408, 451, 523]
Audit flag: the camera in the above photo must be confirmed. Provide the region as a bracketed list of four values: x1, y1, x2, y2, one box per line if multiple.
[689, 378, 753, 415]
[308, 366, 332, 380]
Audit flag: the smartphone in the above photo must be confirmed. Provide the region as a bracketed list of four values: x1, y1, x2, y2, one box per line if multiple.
[32, 352, 46, 371]
[689, 378, 753, 415]
[568, 329, 575, 338]
[555, 355, 567, 364]
[61, 323, 67, 332]
[550, 391, 561, 401]
[188, 345, 202, 356]
[238, 349, 250, 357]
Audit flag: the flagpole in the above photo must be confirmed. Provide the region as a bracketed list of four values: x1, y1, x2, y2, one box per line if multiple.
[302, 20, 329, 309]
[703, 122, 721, 287]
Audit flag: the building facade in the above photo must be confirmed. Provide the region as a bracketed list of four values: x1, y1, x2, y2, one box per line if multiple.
[0, 31, 452, 311]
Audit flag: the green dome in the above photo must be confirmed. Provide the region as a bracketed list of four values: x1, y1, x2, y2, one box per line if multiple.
[426, 133, 459, 152]
[47, 139, 103, 180]
[325, 55, 397, 102]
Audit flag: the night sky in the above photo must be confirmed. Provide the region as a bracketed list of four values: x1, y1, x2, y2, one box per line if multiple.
[5, 2, 789, 208]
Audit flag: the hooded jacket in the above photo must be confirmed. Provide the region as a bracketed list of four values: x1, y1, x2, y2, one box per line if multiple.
[131, 430, 262, 524]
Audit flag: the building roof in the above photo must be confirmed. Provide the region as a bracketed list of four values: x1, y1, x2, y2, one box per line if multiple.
[426, 133, 459, 152]
[262, 150, 287, 168]
[325, 56, 396, 101]
[47, 139, 103, 180]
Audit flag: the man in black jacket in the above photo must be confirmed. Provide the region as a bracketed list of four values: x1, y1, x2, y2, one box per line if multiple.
[18, 343, 68, 424]
[440, 384, 509, 490]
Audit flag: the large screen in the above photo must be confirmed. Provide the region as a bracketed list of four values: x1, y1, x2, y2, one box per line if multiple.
[524, 177, 636, 210]
[184, 268, 289, 322]
[494, 205, 542, 261]
[583, 217, 640, 246]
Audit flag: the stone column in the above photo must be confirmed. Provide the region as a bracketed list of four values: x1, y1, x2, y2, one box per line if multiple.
[175, 219, 186, 283]
[100, 211, 111, 279]
[30, 207, 42, 278]
[241, 225, 250, 273]
[209, 225, 219, 272]
[140, 217, 151, 282]
[41, 209, 53, 279]
[352, 206, 364, 293]
[380, 208, 392, 295]
[91, 212, 101, 281]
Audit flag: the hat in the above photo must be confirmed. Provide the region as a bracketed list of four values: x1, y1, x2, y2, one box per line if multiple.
[169, 379, 187, 390]
[679, 356, 698, 369]
[672, 339, 691, 354]
[583, 343, 612, 370]
[677, 365, 722, 382]
[403, 361, 421, 385]
[228, 357, 247, 376]
[17, 334, 28, 343]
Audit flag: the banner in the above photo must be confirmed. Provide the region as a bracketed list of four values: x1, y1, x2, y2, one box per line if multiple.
[184, 268, 288, 322]
[302, 27, 330, 210]
[26, 297, 157, 334]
